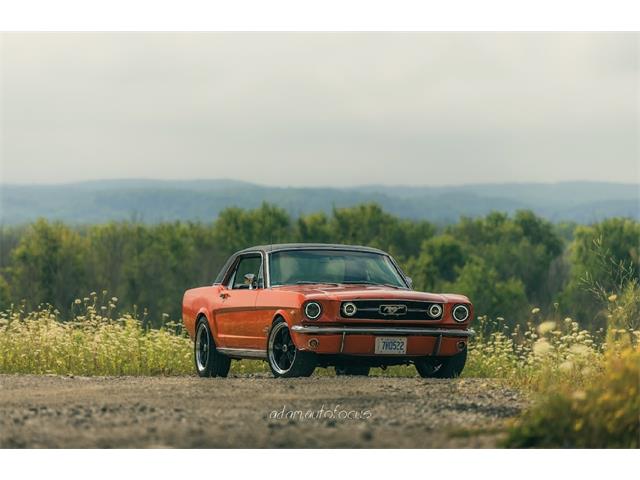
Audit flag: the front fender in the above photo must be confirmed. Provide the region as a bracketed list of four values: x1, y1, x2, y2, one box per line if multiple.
[268, 292, 326, 349]
[272, 307, 297, 327]
[272, 307, 310, 349]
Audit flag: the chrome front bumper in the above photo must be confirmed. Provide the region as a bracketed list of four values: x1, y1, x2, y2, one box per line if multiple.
[291, 325, 475, 337]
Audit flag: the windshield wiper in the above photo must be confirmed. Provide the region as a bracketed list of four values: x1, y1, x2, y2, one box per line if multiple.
[295, 281, 341, 286]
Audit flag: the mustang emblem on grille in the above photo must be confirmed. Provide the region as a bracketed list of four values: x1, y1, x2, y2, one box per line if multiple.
[378, 304, 407, 316]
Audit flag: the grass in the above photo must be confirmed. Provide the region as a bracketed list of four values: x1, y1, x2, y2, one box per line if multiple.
[0, 292, 635, 382]
[0, 294, 192, 376]
[493, 284, 639, 448]
[1, 290, 638, 447]
[504, 348, 639, 448]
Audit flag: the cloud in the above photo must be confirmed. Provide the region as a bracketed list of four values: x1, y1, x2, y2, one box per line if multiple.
[1, 32, 638, 186]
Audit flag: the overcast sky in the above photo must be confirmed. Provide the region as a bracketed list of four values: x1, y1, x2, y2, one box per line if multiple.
[0, 32, 638, 186]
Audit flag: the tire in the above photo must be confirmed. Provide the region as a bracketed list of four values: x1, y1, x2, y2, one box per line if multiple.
[335, 366, 371, 376]
[194, 317, 231, 377]
[267, 319, 316, 378]
[415, 349, 467, 379]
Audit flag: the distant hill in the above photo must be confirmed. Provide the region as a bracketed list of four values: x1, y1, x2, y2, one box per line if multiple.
[1, 180, 638, 225]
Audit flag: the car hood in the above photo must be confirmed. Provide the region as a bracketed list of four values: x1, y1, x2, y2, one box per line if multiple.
[272, 284, 468, 303]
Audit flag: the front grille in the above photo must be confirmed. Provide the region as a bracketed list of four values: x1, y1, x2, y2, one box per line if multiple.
[340, 300, 443, 321]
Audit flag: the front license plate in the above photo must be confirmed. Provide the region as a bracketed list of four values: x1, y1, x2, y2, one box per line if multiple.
[374, 337, 407, 355]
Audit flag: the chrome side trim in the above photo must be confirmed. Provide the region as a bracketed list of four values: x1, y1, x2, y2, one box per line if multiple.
[291, 325, 475, 337]
[216, 347, 268, 359]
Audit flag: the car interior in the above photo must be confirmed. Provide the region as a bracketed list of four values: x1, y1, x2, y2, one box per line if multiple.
[228, 255, 263, 289]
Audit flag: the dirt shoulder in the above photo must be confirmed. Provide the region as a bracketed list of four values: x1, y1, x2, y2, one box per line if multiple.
[0, 374, 526, 448]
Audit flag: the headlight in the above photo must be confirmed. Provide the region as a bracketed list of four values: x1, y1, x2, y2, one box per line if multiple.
[342, 302, 357, 317]
[428, 303, 442, 318]
[452, 304, 470, 322]
[304, 301, 322, 320]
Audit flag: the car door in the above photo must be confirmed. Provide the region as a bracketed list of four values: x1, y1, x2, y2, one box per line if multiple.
[214, 253, 266, 349]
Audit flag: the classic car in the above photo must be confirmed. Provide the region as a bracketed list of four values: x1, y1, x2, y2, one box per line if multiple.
[182, 243, 474, 378]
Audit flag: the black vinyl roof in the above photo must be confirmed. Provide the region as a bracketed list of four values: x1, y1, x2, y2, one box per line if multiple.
[236, 243, 387, 255]
[213, 243, 402, 285]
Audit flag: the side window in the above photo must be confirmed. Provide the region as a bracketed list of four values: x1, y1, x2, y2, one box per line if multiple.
[228, 255, 263, 290]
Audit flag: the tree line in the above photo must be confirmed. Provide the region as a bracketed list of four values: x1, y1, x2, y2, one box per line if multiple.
[0, 203, 637, 329]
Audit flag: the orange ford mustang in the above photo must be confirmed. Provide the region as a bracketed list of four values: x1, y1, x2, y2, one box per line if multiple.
[183, 243, 474, 378]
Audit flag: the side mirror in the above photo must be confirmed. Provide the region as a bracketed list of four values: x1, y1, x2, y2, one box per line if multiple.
[405, 277, 413, 289]
[244, 273, 257, 289]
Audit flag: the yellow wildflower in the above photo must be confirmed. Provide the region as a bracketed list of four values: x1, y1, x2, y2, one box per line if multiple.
[572, 390, 586, 401]
[559, 361, 573, 372]
[538, 321, 556, 335]
[532, 339, 552, 356]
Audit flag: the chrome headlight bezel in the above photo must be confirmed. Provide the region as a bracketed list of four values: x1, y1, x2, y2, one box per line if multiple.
[304, 301, 322, 320]
[452, 304, 470, 323]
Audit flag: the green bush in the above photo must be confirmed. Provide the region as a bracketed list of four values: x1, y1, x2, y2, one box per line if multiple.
[504, 348, 640, 448]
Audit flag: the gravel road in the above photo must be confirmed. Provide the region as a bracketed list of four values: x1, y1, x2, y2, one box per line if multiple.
[0, 374, 526, 448]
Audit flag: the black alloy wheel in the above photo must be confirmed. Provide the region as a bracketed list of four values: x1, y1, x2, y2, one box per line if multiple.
[194, 317, 231, 377]
[267, 319, 316, 378]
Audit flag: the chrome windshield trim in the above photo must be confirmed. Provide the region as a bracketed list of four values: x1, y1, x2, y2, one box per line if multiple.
[264, 248, 271, 288]
[216, 347, 268, 359]
[290, 325, 475, 337]
[266, 249, 410, 290]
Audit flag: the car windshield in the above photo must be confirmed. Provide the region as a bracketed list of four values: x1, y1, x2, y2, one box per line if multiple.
[269, 249, 407, 288]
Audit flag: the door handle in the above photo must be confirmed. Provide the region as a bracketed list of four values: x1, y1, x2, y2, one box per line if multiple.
[220, 292, 230, 299]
